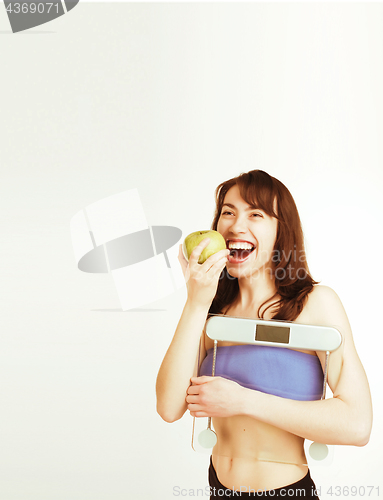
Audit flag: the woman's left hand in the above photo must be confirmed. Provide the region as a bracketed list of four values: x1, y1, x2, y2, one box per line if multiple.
[186, 376, 246, 418]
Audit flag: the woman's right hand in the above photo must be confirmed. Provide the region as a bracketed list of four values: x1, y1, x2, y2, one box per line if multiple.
[179, 238, 230, 310]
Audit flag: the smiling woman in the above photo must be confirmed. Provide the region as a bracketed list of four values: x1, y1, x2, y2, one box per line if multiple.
[156, 170, 372, 499]
[210, 170, 318, 322]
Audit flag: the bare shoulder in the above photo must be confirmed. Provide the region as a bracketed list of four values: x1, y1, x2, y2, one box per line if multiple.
[308, 285, 340, 305]
[306, 285, 356, 352]
[307, 285, 348, 323]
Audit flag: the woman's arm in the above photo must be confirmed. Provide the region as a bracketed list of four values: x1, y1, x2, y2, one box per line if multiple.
[187, 286, 373, 446]
[156, 300, 208, 423]
[156, 240, 230, 423]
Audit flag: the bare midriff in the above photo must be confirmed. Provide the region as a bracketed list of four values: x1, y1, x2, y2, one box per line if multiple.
[211, 416, 308, 492]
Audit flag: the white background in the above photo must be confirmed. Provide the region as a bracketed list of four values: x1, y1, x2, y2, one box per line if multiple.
[0, 3, 382, 499]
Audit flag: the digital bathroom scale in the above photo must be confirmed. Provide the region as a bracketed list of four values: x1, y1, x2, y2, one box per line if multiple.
[191, 314, 342, 466]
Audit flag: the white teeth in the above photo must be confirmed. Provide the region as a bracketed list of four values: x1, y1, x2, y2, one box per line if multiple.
[228, 241, 255, 250]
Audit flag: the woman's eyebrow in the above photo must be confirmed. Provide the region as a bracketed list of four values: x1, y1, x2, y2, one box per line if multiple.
[222, 203, 260, 211]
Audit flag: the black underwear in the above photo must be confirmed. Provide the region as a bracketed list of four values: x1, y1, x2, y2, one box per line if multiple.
[208, 457, 320, 498]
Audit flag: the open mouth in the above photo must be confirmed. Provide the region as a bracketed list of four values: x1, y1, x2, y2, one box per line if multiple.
[227, 241, 256, 264]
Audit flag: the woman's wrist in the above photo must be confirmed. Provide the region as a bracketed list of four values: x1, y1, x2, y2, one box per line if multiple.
[237, 386, 264, 418]
[184, 298, 211, 316]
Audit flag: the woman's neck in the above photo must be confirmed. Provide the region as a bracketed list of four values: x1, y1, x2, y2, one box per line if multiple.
[235, 270, 278, 312]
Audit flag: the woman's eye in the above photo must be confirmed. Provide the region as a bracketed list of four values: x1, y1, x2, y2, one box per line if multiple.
[221, 211, 262, 217]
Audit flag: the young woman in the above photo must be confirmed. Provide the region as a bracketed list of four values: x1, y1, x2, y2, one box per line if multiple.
[156, 170, 372, 498]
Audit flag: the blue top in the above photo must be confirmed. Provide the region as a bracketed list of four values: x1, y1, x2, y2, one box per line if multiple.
[199, 344, 324, 401]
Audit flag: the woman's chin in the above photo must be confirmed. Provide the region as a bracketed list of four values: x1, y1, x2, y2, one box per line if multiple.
[225, 262, 266, 281]
[225, 265, 250, 279]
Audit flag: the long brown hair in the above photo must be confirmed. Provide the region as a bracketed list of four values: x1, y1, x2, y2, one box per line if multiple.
[209, 170, 319, 321]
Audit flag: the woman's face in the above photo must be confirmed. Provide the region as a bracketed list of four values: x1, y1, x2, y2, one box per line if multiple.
[217, 184, 278, 280]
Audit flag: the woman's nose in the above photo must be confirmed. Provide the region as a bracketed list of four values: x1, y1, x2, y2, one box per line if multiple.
[229, 216, 247, 234]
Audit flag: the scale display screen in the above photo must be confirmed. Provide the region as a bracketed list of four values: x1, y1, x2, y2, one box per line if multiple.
[255, 324, 290, 344]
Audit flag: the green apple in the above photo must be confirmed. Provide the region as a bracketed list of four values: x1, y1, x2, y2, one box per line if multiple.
[182, 230, 227, 264]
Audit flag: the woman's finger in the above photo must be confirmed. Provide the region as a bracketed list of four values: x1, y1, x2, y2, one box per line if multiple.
[188, 238, 211, 266]
[189, 411, 209, 418]
[187, 385, 201, 395]
[206, 254, 229, 279]
[185, 394, 200, 403]
[202, 248, 230, 272]
[190, 376, 215, 384]
[187, 403, 205, 412]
